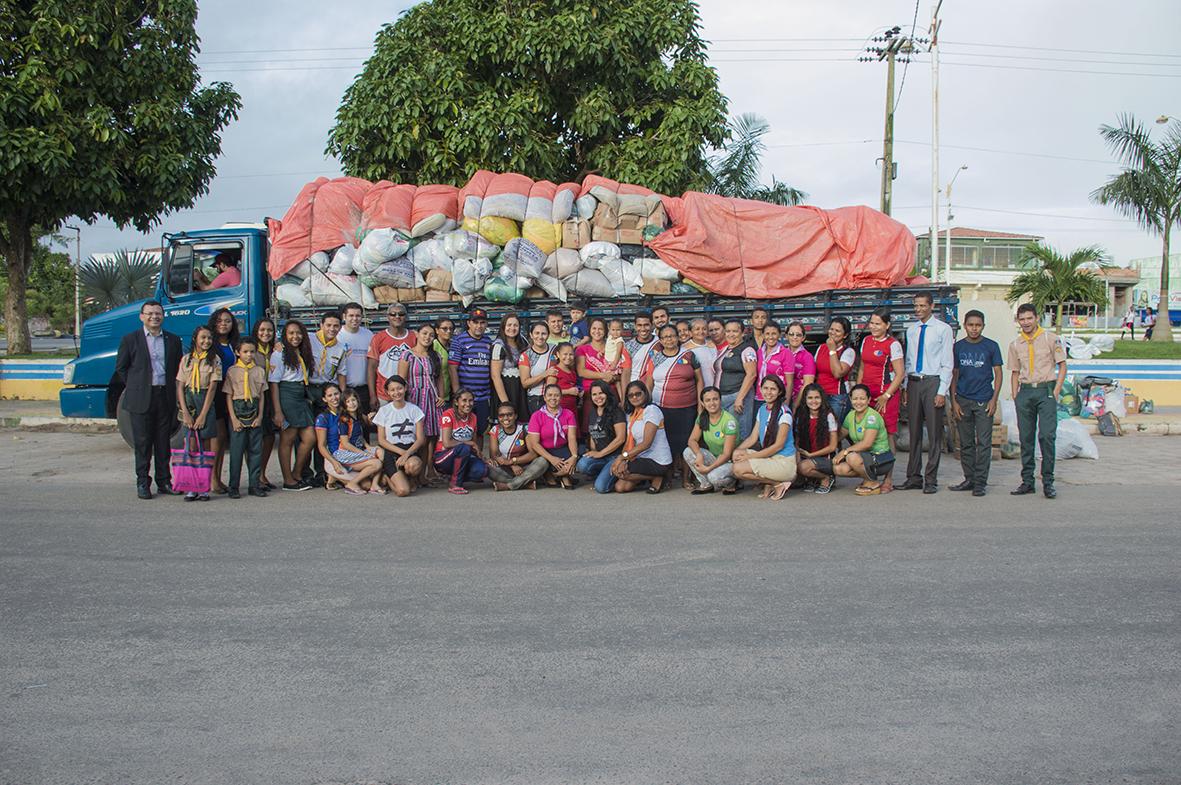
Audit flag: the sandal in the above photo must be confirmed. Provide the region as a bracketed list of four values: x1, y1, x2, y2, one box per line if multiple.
[344, 486, 366, 496]
[326, 478, 340, 491]
[721, 485, 737, 495]
[854, 483, 883, 496]
[646, 483, 663, 495]
[493, 482, 511, 492]
[769, 482, 791, 501]
[368, 486, 388, 495]
[448, 485, 469, 495]
[691, 486, 715, 495]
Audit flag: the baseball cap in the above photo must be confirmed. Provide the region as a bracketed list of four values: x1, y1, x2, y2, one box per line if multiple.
[469, 307, 489, 321]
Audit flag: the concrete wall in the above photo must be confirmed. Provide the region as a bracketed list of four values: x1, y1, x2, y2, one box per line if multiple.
[0, 359, 68, 400]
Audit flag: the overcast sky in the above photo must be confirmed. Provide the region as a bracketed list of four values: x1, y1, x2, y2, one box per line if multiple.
[72, 0, 1180, 269]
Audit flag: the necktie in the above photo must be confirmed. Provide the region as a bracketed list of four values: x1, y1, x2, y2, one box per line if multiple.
[916, 323, 927, 374]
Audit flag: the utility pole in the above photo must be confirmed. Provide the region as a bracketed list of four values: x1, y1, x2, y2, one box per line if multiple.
[64, 225, 81, 339]
[930, 0, 943, 281]
[861, 26, 917, 218]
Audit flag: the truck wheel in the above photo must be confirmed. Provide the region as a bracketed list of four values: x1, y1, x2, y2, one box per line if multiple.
[116, 390, 184, 449]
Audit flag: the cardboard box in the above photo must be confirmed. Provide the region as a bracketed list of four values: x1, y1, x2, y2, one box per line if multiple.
[425, 269, 452, 292]
[372, 285, 399, 304]
[395, 287, 425, 303]
[991, 424, 1008, 446]
[991, 447, 1002, 461]
[1125, 394, 1139, 414]
[425, 289, 451, 302]
[562, 219, 590, 249]
[592, 225, 644, 244]
[641, 277, 670, 295]
[592, 201, 619, 230]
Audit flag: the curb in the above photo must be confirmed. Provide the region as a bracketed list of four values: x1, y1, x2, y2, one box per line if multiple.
[0, 415, 118, 433]
[1078, 419, 1181, 436]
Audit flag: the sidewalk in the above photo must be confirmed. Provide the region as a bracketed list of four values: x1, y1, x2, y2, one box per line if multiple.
[0, 399, 117, 432]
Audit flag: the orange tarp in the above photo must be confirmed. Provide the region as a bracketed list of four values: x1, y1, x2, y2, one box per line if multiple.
[267, 176, 371, 280]
[646, 194, 916, 299]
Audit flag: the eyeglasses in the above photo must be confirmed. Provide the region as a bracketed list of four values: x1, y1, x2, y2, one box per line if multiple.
[389, 311, 407, 317]
[627, 391, 645, 398]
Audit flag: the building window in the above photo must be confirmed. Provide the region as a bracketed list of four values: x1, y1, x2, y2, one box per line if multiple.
[980, 245, 1022, 269]
[949, 244, 977, 268]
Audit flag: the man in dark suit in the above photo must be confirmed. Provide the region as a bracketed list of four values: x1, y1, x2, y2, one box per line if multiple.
[115, 300, 183, 499]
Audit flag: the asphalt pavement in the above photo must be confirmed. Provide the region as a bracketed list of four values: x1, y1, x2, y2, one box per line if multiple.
[1, 431, 1178, 785]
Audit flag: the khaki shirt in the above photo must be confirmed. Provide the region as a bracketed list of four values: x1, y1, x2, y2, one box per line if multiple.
[176, 354, 223, 390]
[223, 364, 269, 402]
[1007, 329, 1066, 384]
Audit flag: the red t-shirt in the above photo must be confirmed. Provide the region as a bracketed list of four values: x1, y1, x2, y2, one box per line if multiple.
[554, 367, 580, 415]
[436, 407, 476, 451]
[368, 330, 418, 401]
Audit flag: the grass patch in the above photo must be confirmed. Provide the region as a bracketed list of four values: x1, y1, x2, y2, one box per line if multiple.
[1101, 340, 1181, 360]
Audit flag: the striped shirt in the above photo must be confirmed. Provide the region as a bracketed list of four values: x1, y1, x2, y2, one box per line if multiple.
[448, 331, 493, 400]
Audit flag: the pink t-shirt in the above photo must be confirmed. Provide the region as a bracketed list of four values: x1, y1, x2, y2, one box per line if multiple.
[755, 343, 792, 400]
[574, 343, 612, 392]
[787, 345, 817, 399]
[207, 266, 241, 289]
[528, 407, 577, 450]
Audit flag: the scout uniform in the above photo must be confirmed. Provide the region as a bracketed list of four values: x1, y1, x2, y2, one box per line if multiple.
[1007, 327, 1067, 491]
[176, 352, 223, 440]
[224, 359, 269, 494]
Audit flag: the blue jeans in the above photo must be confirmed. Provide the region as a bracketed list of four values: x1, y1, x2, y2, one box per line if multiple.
[721, 389, 755, 441]
[576, 453, 618, 494]
[828, 393, 851, 428]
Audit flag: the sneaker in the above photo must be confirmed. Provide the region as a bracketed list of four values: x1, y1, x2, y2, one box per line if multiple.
[248, 487, 269, 498]
[227, 488, 241, 499]
[183, 492, 197, 502]
[282, 482, 310, 492]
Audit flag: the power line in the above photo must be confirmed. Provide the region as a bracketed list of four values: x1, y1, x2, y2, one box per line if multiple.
[892, 0, 923, 114]
[954, 205, 1138, 223]
[941, 40, 1181, 58]
[893, 139, 1115, 165]
[941, 51, 1181, 67]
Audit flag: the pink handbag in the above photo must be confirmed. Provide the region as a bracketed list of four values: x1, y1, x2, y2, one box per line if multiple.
[171, 429, 214, 493]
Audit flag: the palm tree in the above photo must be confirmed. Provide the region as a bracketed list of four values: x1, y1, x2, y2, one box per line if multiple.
[78, 249, 159, 313]
[707, 113, 808, 206]
[1006, 242, 1110, 328]
[1091, 114, 1181, 342]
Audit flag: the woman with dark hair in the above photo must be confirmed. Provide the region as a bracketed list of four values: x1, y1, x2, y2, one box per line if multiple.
[269, 319, 316, 491]
[642, 324, 703, 489]
[175, 325, 223, 500]
[575, 317, 620, 433]
[713, 319, 758, 441]
[434, 388, 488, 494]
[518, 321, 555, 415]
[398, 322, 444, 479]
[731, 375, 797, 500]
[575, 380, 627, 494]
[491, 311, 529, 420]
[611, 381, 673, 494]
[794, 382, 841, 494]
[206, 308, 240, 493]
[856, 307, 904, 452]
[251, 318, 278, 490]
[683, 386, 739, 494]
[314, 383, 384, 495]
[783, 321, 816, 409]
[526, 383, 580, 489]
[373, 375, 427, 497]
[487, 401, 548, 492]
[815, 315, 857, 425]
[834, 383, 895, 494]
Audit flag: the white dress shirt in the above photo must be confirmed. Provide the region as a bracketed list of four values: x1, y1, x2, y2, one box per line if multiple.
[904, 316, 955, 396]
[144, 327, 166, 385]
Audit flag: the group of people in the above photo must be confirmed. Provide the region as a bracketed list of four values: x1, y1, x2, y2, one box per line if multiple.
[117, 292, 1068, 501]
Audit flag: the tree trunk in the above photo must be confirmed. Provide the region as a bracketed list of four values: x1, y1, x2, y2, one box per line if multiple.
[1054, 301, 1064, 329]
[3, 215, 33, 356]
[1152, 224, 1173, 342]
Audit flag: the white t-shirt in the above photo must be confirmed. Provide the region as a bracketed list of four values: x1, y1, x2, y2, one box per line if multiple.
[686, 343, 718, 388]
[338, 326, 374, 387]
[628, 404, 672, 465]
[372, 400, 425, 447]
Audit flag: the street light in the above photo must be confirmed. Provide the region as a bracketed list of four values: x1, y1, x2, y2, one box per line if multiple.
[943, 165, 967, 283]
[1156, 115, 1174, 124]
[63, 225, 81, 341]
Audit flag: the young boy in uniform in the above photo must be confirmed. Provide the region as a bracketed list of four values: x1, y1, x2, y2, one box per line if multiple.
[224, 338, 270, 499]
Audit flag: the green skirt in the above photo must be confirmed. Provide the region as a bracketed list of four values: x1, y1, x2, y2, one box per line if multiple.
[278, 381, 314, 429]
[182, 387, 219, 439]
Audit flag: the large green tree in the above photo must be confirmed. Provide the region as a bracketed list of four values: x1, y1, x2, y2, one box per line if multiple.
[1006, 242, 1110, 328]
[0, 229, 75, 334]
[327, 0, 728, 193]
[0, 1, 240, 355]
[1091, 114, 1180, 342]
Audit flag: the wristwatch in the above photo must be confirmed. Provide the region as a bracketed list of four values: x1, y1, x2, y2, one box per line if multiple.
[622, 451, 630, 459]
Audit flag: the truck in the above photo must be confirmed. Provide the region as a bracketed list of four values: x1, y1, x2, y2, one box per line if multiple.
[59, 222, 959, 443]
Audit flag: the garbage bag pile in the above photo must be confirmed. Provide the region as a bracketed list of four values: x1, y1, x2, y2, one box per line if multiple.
[268, 169, 917, 309]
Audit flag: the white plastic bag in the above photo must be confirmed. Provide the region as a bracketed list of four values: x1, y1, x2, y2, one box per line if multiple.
[562, 269, 615, 299]
[598, 258, 642, 296]
[452, 257, 494, 296]
[544, 249, 583, 279]
[442, 230, 499, 259]
[367, 257, 423, 289]
[276, 282, 312, 307]
[309, 272, 363, 306]
[360, 281, 378, 310]
[409, 238, 453, 273]
[357, 228, 410, 271]
[536, 273, 568, 303]
[1043, 417, 1099, 460]
[633, 256, 680, 281]
[501, 238, 546, 282]
[552, 189, 575, 223]
[328, 245, 356, 276]
[574, 194, 597, 220]
[579, 241, 621, 265]
[1090, 334, 1116, 354]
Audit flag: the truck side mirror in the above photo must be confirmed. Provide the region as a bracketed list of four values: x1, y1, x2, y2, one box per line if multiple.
[164, 243, 195, 300]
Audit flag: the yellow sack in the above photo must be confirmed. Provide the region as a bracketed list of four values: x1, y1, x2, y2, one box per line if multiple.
[522, 218, 560, 256]
[462, 215, 520, 247]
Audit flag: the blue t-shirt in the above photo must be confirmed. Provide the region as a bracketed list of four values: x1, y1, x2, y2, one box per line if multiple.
[570, 319, 588, 343]
[953, 337, 1003, 402]
[755, 403, 796, 459]
[448, 331, 493, 400]
[314, 410, 364, 453]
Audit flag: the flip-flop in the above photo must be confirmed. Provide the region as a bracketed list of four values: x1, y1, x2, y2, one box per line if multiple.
[691, 486, 715, 495]
[646, 484, 662, 495]
[854, 484, 883, 496]
[344, 487, 367, 496]
[368, 486, 388, 495]
[448, 486, 469, 495]
[721, 485, 737, 495]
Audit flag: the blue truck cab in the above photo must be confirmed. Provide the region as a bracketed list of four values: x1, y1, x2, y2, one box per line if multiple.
[60, 226, 271, 420]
